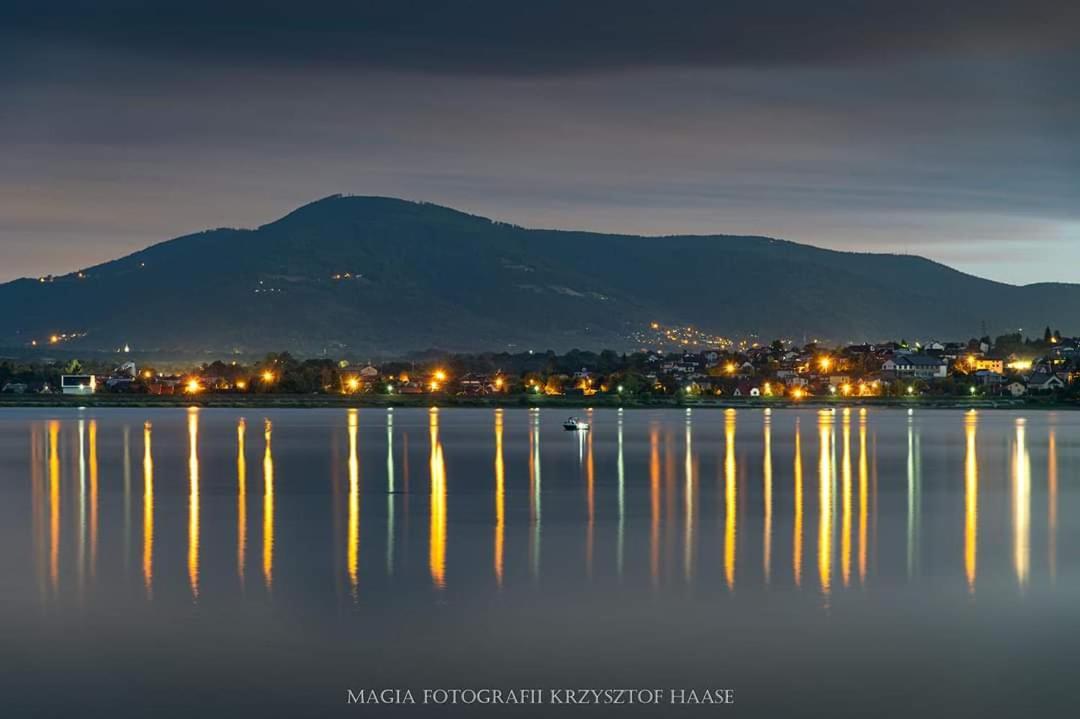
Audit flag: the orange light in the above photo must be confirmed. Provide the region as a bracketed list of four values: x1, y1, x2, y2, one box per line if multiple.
[818, 357, 832, 373]
[430, 381, 441, 392]
[725, 362, 737, 375]
[792, 388, 806, 400]
[186, 379, 202, 394]
[49, 335, 60, 344]
[346, 377, 360, 392]
[262, 371, 275, 383]
[236, 380, 247, 390]
[841, 383, 852, 396]
[143, 370, 153, 379]
[434, 370, 447, 382]
[494, 377, 504, 389]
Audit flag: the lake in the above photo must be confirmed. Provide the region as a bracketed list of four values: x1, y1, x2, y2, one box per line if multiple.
[0, 406, 1076, 717]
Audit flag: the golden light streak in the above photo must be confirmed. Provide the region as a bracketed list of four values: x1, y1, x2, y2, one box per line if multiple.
[762, 414, 772, 584]
[386, 410, 395, 576]
[794, 416, 803, 587]
[237, 418, 247, 588]
[429, 408, 447, 589]
[684, 413, 695, 583]
[724, 409, 737, 591]
[963, 412, 978, 593]
[88, 420, 99, 582]
[262, 419, 275, 591]
[858, 411, 869, 585]
[818, 411, 833, 599]
[1048, 428, 1058, 583]
[49, 421, 61, 596]
[142, 421, 154, 598]
[529, 410, 542, 581]
[1012, 419, 1030, 590]
[187, 409, 200, 600]
[494, 410, 505, 587]
[586, 427, 595, 578]
[841, 410, 852, 588]
[347, 409, 359, 595]
[77, 419, 86, 594]
[617, 413, 625, 579]
[649, 424, 660, 587]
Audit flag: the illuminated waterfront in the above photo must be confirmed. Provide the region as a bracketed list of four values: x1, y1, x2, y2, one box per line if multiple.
[2, 407, 1077, 716]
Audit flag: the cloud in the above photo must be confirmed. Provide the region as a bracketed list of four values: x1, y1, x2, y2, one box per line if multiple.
[4, 0, 1079, 74]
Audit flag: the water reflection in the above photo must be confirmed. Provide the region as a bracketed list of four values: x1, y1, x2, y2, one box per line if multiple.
[1048, 427, 1058, 584]
[818, 411, 833, 599]
[49, 420, 61, 596]
[841, 410, 852, 588]
[18, 408, 1076, 606]
[238, 418, 247, 588]
[347, 409, 359, 596]
[263, 419, 275, 591]
[142, 421, 153, 598]
[793, 420, 803, 588]
[188, 409, 200, 600]
[907, 412, 922, 579]
[649, 423, 660, 587]
[429, 408, 447, 589]
[684, 409, 695, 583]
[494, 410, 505, 587]
[1012, 418, 1030, 590]
[724, 410, 736, 590]
[964, 412, 978, 593]
[529, 409, 541, 581]
[858, 410, 868, 586]
[386, 409, 396, 576]
[762, 411, 772, 584]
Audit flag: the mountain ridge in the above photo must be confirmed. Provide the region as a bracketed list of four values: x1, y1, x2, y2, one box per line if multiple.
[2, 195, 1075, 355]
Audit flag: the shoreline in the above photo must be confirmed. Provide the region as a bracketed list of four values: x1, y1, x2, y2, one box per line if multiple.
[0, 393, 1071, 411]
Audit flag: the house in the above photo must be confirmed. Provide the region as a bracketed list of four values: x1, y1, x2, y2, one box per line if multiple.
[881, 354, 948, 379]
[1, 382, 29, 394]
[60, 374, 96, 395]
[1027, 372, 1067, 393]
[1005, 381, 1027, 397]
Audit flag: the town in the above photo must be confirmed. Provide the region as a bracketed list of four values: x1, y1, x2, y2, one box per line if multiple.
[3, 326, 1078, 405]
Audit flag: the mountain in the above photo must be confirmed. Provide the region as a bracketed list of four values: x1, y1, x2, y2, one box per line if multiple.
[1, 195, 1077, 355]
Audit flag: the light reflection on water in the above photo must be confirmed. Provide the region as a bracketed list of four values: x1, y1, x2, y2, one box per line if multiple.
[2, 406, 1077, 716]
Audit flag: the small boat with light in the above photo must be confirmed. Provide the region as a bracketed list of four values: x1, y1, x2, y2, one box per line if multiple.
[563, 417, 590, 431]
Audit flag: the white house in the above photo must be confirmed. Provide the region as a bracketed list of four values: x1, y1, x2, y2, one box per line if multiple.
[1027, 372, 1066, 393]
[882, 354, 948, 379]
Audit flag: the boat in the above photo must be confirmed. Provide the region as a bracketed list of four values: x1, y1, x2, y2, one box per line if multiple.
[563, 417, 590, 431]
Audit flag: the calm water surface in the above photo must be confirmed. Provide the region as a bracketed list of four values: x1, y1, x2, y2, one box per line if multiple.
[1, 407, 1077, 717]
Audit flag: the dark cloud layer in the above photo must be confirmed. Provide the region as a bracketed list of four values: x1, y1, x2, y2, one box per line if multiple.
[6, 0, 1079, 73]
[1, 1, 1078, 285]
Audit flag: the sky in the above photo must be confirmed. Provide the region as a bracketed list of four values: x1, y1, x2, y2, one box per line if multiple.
[2, 0, 1078, 285]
